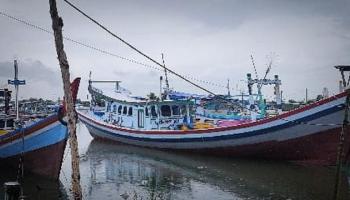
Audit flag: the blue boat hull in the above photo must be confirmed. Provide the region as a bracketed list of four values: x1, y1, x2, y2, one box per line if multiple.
[0, 114, 68, 179]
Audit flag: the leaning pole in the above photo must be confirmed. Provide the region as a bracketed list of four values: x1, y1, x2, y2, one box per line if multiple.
[48, 0, 82, 199]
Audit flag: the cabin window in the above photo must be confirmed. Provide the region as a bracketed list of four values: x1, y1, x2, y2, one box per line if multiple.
[145, 107, 149, 117]
[0, 120, 4, 128]
[123, 106, 127, 115]
[7, 119, 13, 128]
[106, 102, 111, 112]
[151, 106, 157, 117]
[128, 107, 133, 116]
[118, 105, 122, 114]
[161, 105, 171, 117]
[172, 105, 180, 116]
[113, 105, 117, 113]
[181, 105, 187, 115]
[97, 100, 105, 107]
[138, 110, 144, 128]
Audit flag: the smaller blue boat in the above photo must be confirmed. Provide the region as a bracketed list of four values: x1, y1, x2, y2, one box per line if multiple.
[0, 60, 81, 179]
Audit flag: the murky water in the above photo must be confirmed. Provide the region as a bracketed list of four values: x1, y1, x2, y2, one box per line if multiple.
[0, 166, 67, 200]
[1, 123, 350, 199]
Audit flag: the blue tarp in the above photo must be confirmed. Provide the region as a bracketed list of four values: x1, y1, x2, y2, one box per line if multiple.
[168, 91, 207, 100]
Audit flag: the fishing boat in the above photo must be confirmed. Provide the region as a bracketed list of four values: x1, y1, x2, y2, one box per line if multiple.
[0, 61, 81, 179]
[169, 72, 282, 124]
[77, 68, 349, 166]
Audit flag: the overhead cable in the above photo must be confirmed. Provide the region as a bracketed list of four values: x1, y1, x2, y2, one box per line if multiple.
[63, 0, 217, 96]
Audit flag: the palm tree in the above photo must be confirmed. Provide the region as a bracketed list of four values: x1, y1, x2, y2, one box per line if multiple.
[147, 92, 159, 101]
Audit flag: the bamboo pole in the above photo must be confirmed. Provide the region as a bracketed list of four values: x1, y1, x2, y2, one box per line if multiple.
[49, 0, 82, 199]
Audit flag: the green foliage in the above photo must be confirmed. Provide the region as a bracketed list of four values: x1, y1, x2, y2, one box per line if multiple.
[316, 95, 323, 101]
[288, 99, 297, 103]
[147, 92, 159, 101]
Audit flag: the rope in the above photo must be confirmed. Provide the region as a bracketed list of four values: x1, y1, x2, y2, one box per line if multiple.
[16, 121, 25, 182]
[14, 120, 25, 199]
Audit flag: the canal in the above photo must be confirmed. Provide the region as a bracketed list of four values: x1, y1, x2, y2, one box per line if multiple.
[1, 123, 349, 199]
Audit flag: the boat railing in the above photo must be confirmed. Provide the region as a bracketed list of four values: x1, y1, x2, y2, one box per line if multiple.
[91, 86, 103, 95]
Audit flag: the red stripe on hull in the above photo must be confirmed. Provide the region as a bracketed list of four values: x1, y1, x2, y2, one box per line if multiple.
[0, 139, 67, 180]
[187, 128, 349, 166]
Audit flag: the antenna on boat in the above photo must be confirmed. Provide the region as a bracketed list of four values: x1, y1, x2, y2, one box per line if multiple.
[250, 55, 259, 85]
[250, 54, 264, 102]
[161, 53, 170, 100]
[248, 55, 258, 112]
[8, 60, 25, 123]
[159, 76, 163, 101]
[249, 55, 261, 109]
[227, 79, 230, 97]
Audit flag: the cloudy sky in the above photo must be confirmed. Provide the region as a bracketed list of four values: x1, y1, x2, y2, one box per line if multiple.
[1, 0, 349, 101]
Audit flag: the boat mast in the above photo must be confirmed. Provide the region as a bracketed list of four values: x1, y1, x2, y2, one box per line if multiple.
[159, 76, 163, 101]
[8, 60, 26, 123]
[14, 61, 19, 121]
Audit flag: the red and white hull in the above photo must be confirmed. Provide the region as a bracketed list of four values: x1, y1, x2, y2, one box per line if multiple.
[78, 92, 349, 165]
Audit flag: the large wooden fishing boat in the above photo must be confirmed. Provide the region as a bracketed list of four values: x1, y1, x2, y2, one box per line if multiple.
[0, 63, 81, 179]
[78, 71, 349, 166]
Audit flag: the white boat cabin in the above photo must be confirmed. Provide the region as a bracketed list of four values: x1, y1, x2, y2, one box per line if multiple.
[91, 99, 194, 130]
[87, 80, 196, 130]
[0, 114, 15, 134]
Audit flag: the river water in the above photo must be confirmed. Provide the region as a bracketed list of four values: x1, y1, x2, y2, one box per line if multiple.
[1, 123, 350, 199]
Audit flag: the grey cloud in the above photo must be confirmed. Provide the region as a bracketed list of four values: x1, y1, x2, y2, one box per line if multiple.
[0, 60, 61, 86]
[98, 0, 350, 29]
[1, 0, 350, 101]
[0, 60, 63, 99]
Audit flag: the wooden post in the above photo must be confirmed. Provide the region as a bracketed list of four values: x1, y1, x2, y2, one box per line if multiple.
[333, 68, 350, 200]
[48, 0, 82, 199]
[333, 90, 350, 200]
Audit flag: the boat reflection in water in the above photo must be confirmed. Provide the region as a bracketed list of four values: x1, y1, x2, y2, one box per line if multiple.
[82, 139, 349, 200]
